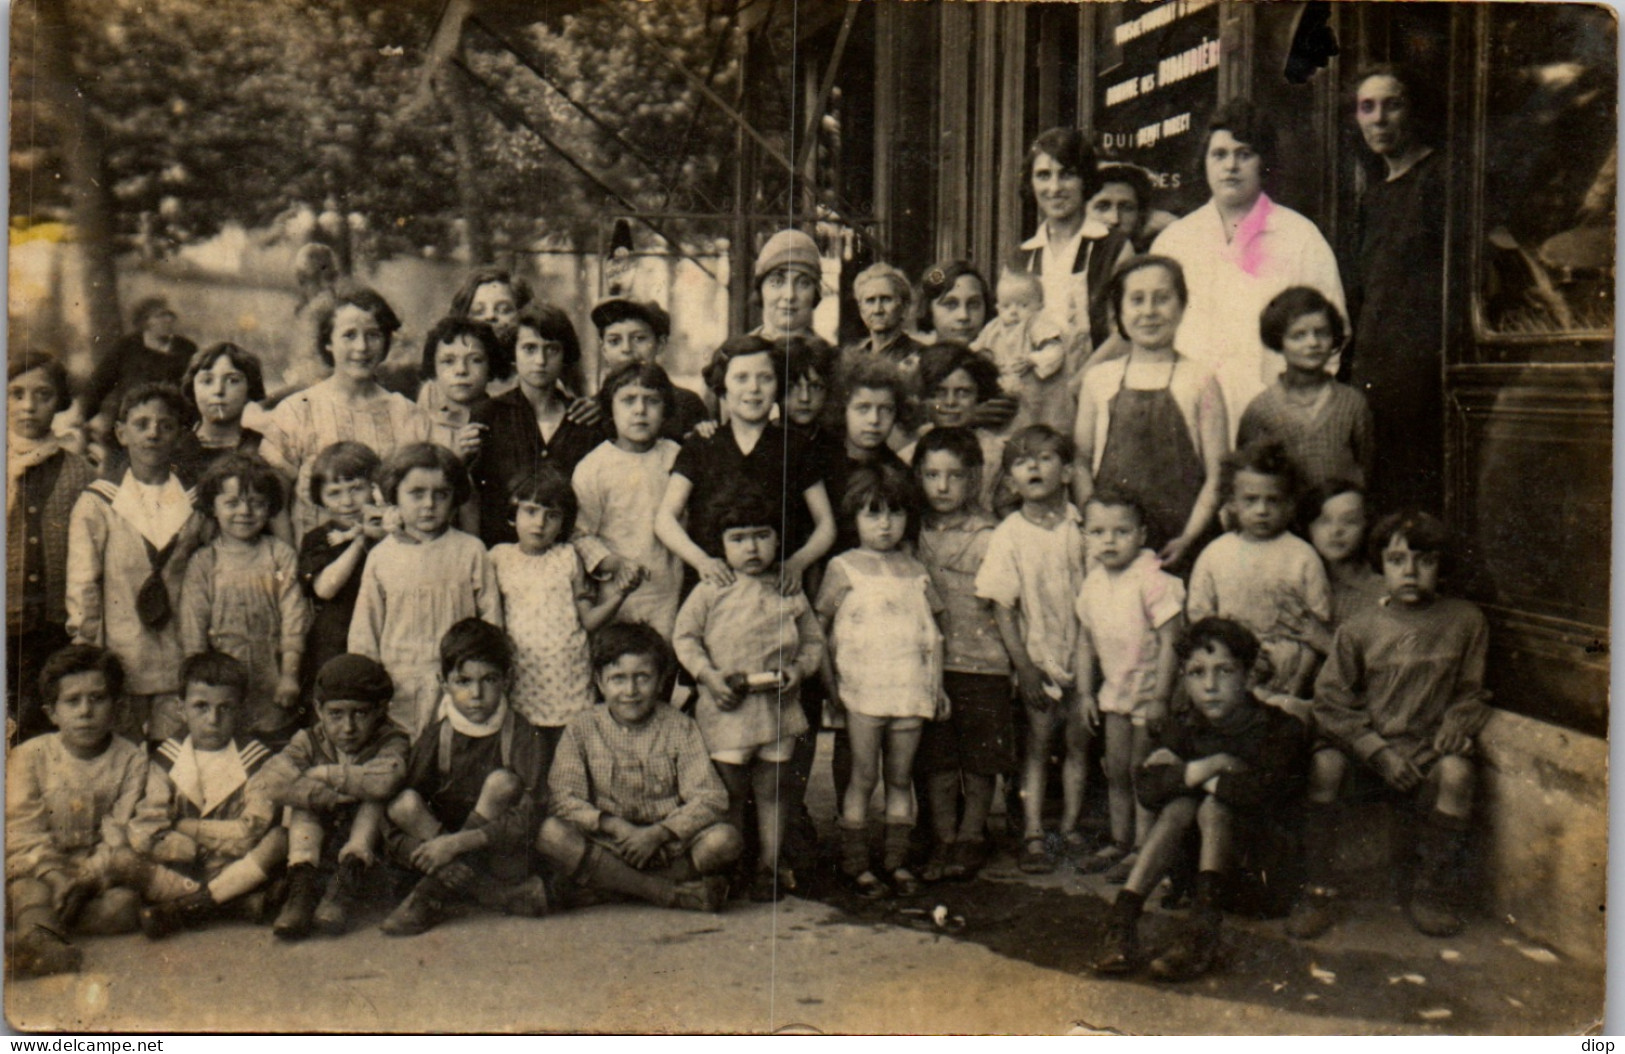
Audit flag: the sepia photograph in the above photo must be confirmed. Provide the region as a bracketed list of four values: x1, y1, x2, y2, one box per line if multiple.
[3, 0, 1614, 1036]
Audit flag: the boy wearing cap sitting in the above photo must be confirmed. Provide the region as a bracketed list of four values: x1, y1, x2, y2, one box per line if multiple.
[259, 653, 410, 940]
[591, 297, 710, 441]
[537, 623, 742, 913]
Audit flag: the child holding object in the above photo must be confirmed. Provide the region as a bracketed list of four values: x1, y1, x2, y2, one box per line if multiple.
[673, 482, 825, 901]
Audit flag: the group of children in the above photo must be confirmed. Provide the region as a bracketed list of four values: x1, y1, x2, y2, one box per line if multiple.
[7, 247, 1488, 987]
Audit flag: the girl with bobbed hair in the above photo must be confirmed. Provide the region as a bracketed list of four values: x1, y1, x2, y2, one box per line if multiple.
[261, 283, 432, 539]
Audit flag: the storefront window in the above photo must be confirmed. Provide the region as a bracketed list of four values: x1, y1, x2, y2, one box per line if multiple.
[1477, 5, 1615, 340]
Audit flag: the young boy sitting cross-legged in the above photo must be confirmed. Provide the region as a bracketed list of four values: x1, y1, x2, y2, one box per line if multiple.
[259, 653, 410, 940]
[380, 618, 553, 936]
[537, 622, 743, 913]
[131, 650, 287, 938]
[7, 645, 150, 976]
[1092, 618, 1308, 982]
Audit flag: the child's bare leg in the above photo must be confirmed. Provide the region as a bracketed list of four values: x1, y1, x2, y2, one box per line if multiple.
[340, 801, 386, 864]
[208, 828, 289, 903]
[387, 790, 445, 844]
[1429, 754, 1475, 820]
[1130, 722, 1155, 847]
[1306, 748, 1347, 805]
[842, 718, 884, 829]
[286, 808, 324, 867]
[1103, 714, 1135, 848]
[1020, 704, 1059, 839]
[1122, 796, 1199, 897]
[689, 823, 744, 876]
[880, 724, 923, 883]
[927, 772, 961, 844]
[1195, 796, 1235, 873]
[751, 761, 785, 872]
[535, 817, 678, 907]
[1060, 695, 1092, 839]
[468, 770, 523, 828]
[881, 725, 922, 827]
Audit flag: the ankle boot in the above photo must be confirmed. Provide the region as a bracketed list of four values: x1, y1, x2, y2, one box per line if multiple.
[1288, 802, 1342, 939]
[13, 921, 82, 978]
[1408, 813, 1468, 937]
[313, 858, 366, 936]
[1151, 871, 1223, 981]
[139, 888, 217, 940]
[882, 824, 919, 895]
[273, 863, 323, 941]
[380, 874, 452, 937]
[1091, 889, 1144, 975]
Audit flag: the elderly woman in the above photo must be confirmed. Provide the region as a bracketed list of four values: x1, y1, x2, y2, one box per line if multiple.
[1152, 99, 1345, 436]
[1347, 65, 1447, 513]
[260, 284, 432, 539]
[1019, 128, 1135, 356]
[844, 262, 924, 371]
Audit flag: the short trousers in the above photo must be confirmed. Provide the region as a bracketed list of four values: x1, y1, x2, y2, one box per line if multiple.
[914, 671, 1016, 777]
[1310, 740, 1458, 804]
[588, 820, 733, 875]
[845, 711, 924, 735]
[711, 734, 797, 766]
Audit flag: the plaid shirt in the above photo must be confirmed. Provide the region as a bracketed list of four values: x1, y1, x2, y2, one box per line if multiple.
[548, 705, 726, 842]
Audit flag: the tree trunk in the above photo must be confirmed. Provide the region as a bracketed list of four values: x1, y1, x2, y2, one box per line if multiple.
[444, 44, 491, 265]
[29, 0, 123, 361]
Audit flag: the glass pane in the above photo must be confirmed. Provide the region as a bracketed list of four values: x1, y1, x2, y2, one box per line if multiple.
[1478, 5, 1616, 338]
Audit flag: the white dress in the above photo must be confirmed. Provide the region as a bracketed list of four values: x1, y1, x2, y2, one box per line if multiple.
[491, 543, 596, 728]
[820, 550, 941, 720]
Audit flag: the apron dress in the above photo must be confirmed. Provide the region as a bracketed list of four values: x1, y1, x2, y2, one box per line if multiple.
[1094, 355, 1211, 574]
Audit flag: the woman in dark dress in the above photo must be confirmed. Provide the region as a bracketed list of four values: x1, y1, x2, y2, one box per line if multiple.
[1346, 65, 1448, 514]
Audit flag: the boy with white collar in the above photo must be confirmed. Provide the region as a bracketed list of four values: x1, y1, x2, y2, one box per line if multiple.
[379, 619, 553, 936]
[131, 651, 287, 938]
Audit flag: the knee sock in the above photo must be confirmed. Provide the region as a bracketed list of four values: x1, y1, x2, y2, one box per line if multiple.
[207, 857, 270, 905]
[838, 823, 869, 877]
[1300, 801, 1342, 892]
[573, 843, 676, 908]
[1193, 870, 1224, 939]
[882, 823, 913, 873]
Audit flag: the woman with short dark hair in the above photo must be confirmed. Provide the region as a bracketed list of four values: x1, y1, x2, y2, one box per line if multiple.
[1151, 99, 1345, 438]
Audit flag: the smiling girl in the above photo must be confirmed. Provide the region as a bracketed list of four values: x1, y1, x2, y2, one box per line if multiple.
[261, 284, 432, 540]
[1073, 256, 1228, 572]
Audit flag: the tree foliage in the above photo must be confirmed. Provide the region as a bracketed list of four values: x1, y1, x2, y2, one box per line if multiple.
[10, 0, 798, 259]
